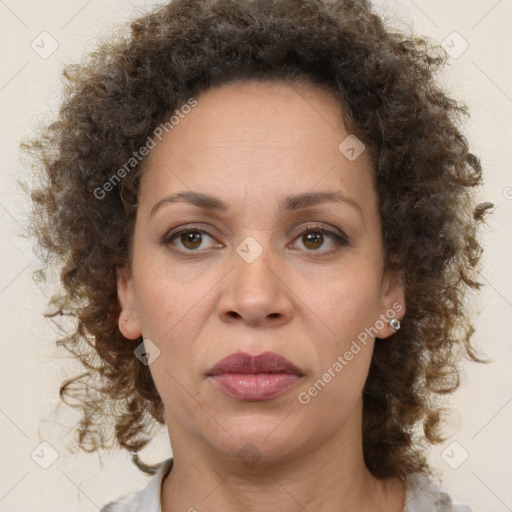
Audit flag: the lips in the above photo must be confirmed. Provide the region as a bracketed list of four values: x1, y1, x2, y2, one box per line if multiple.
[206, 351, 303, 376]
[206, 351, 304, 401]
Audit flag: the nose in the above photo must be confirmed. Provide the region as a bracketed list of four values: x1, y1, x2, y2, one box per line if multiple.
[217, 242, 294, 327]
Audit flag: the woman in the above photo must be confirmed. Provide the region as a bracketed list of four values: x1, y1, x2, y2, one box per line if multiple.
[22, 0, 490, 510]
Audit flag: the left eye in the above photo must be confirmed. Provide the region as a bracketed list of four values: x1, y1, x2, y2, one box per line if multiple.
[292, 225, 348, 252]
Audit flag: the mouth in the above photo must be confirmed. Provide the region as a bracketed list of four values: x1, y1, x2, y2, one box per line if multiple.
[205, 351, 304, 401]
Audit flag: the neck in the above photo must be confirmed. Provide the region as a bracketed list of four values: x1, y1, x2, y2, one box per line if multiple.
[160, 411, 405, 512]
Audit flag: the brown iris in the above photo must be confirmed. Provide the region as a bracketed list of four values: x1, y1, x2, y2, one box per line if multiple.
[303, 231, 323, 250]
[181, 232, 203, 250]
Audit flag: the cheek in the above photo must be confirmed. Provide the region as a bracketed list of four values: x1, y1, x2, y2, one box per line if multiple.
[299, 263, 382, 395]
[131, 257, 224, 398]
[132, 249, 214, 337]
[297, 272, 378, 413]
[304, 262, 383, 338]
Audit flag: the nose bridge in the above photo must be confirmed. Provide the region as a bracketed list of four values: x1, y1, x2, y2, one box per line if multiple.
[233, 234, 281, 303]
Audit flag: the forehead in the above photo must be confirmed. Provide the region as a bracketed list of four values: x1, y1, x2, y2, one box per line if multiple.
[139, 79, 375, 212]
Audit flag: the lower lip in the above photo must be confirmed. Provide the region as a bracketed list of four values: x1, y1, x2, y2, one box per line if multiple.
[208, 373, 301, 401]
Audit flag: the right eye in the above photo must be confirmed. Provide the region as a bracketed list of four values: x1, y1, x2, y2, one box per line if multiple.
[161, 225, 223, 253]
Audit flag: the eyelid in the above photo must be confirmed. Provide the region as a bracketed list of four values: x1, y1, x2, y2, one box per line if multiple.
[293, 222, 348, 240]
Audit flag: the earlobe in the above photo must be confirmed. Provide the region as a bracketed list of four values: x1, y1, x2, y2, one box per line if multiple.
[376, 270, 406, 339]
[116, 266, 143, 340]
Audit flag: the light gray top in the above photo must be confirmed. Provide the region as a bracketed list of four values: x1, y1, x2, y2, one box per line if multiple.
[100, 459, 473, 512]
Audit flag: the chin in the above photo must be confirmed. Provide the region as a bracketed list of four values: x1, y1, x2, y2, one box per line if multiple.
[206, 416, 309, 462]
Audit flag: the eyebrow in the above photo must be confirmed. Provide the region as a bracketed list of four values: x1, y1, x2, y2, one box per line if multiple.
[150, 190, 362, 217]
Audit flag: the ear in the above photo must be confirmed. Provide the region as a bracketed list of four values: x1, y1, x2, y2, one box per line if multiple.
[116, 266, 143, 340]
[375, 269, 406, 339]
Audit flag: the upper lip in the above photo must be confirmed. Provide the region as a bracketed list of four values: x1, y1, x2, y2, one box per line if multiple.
[206, 351, 303, 376]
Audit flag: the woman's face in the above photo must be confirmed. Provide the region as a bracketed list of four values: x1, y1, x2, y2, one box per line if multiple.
[118, 79, 405, 463]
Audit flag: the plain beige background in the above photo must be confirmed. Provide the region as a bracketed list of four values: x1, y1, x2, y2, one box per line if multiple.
[1, 0, 511, 510]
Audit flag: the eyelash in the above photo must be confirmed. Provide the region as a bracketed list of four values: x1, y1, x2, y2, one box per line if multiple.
[161, 223, 349, 256]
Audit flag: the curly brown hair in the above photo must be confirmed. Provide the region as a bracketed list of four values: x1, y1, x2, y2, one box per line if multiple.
[21, 0, 491, 479]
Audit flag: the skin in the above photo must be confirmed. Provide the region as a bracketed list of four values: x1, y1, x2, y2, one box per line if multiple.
[117, 79, 406, 511]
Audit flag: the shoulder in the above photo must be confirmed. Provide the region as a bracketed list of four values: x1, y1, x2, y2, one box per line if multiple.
[405, 473, 473, 512]
[100, 459, 173, 512]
